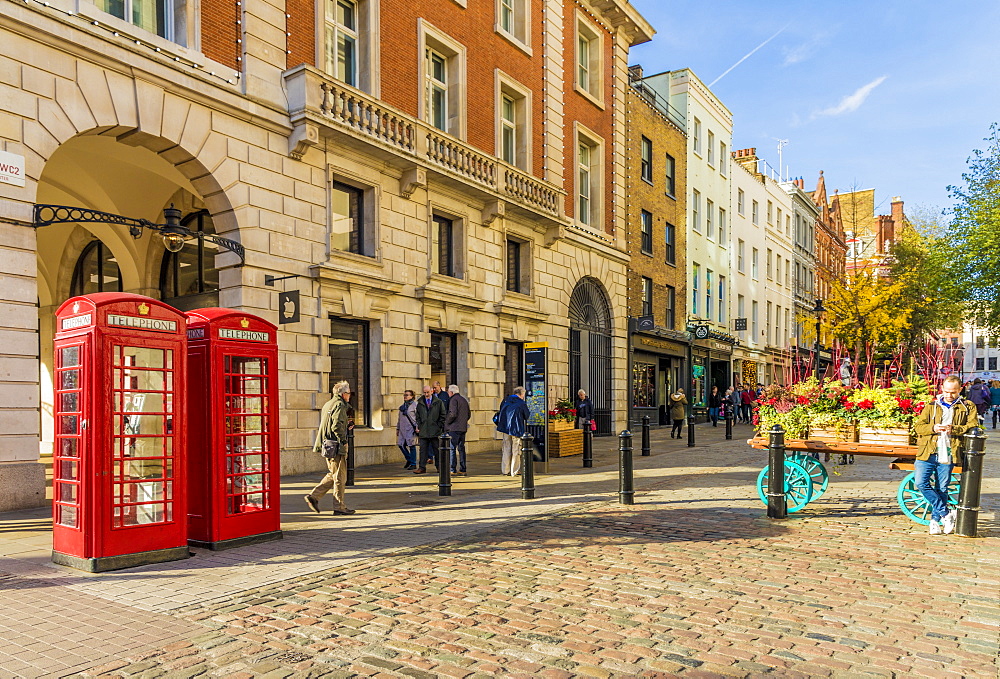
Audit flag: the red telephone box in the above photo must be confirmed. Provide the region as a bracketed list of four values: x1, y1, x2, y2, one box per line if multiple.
[52, 293, 189, 572]
[185, 308, 282, 549]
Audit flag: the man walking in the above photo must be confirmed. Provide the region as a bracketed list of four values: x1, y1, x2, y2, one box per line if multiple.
[432, 381, 450, 407]
[304, 381, 356, 515]
[913, 375, 978, 535]
[496, 386, 530, 475]
[415, 385, 446, 474]
[445, 384, 470, 476]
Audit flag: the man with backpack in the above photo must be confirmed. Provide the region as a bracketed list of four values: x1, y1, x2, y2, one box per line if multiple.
[495, 386, 530, 475]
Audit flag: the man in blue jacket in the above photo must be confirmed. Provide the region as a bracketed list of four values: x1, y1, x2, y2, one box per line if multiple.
[496, 386, 530, 475]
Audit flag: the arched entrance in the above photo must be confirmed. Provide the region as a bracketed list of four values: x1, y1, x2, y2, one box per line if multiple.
[35, 132, 235, 479]
[569, 277, 613, 436]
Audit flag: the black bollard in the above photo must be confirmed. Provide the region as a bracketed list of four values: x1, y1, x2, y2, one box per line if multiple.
[687, 414, 695, 447]
[438, 433, 452, 497]
[641, 415, 651, 456]
[766, 424, 787, 519]
[582, 426, 593, 468]
[520, 433, 535, 499]
[725, 404, 733, 440]
[619, 430, 634, 505]
[346, 425, 356, 487]
[957, 428, 987, 537]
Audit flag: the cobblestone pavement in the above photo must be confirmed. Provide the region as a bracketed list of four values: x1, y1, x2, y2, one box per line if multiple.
[1, 423, 998, 678]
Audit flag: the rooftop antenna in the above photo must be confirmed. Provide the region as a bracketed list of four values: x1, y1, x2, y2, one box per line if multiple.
[775, 138, 789, 181]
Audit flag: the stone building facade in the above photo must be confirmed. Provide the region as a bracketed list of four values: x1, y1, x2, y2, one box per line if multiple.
[624, 66, 687, 426]
[0, 0, 653, 511]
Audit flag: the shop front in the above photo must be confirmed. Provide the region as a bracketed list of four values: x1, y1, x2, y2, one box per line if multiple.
[630, 332, 688, 426]
[690, 334, 736, 412]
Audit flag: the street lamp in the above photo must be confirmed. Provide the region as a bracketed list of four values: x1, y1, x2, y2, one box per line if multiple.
[812, 298, 826, 381]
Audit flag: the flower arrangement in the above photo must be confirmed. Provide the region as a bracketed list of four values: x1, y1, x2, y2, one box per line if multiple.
[754, 376, 930, 439]
[548, 398, 577, 423]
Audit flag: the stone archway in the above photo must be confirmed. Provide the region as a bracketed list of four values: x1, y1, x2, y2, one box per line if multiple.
[569, 277, 614, 436]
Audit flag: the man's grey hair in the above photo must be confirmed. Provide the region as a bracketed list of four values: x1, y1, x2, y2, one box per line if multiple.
[333, 380, 351, 395]
[448, 384, 460, 394]
[942, 375, 963, 387]
[513, 386, 526, 397]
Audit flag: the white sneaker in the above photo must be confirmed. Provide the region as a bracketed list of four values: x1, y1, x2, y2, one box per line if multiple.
[929, 520, 943, 535]
[942, 512, 956, 535]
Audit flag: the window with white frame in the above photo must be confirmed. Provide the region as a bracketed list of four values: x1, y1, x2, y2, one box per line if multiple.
[766, 302, 772, 345]
[737, 239, 745, 272]
[576, 129, 602, 228]
[497, 0, 528, 47]
[718, 207, 726, 243]
[692, 263, 700, 316]
[420, 22, 466, 138]
[706, 269, 713, 319]
[706, 199, 714, 240]
[766, 248, 772, 279]
[751, 247, 759, 279]
[325, 0, 359, 86]
[576, 16, 602, 102]
[719, 142, 727, 175]
[752, 200, 759, 225]
[766, 200, 773, 225]
[707, 130, 715, 166]
[692, 189, 701, 232]
[775, 304, 782, 346]
[640, 136, 653, 183]
[640, 210, 653, 254]
[641, 277, 653, 316]
[718, 275, 726, 323]
[737, 189, 745, 215]
[737, 295, 745, 334]
[752, 300, 759, 338]
[776, 207, 782, 229]
[693, 118, 702, 155]
[775, 254, 782, 284]
[496, 73, 531, 170]
[95, 0, 189, 44]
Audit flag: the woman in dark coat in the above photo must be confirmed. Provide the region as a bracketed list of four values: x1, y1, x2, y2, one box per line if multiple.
[707, 386, 722, 427]
[575, 389, 595, 430]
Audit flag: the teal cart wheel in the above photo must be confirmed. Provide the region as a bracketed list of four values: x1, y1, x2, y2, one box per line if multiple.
[897, 472, 962, 525]
[756, 460, 814, 512]
[788, 453, 830, 501]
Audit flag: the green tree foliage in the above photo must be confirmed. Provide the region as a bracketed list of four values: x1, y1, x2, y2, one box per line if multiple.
[889, 212, 965, 349]
[945, 124, 1000, 329]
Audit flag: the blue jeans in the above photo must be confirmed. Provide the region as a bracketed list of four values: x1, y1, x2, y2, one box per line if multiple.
[914, 453, 954, 522]
[448, 430, 467, 472]
[397, 444, 417, 467]
[708, 407, 720, 425]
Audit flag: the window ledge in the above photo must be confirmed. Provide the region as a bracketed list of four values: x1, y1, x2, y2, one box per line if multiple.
[641, 176, 654, 186]
[574, 84, 605, 110]
[665, 192, 677, 201]
[496, 27, 532, 57]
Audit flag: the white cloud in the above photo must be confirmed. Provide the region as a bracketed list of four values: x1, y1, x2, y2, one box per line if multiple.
[814, 76, 888, 118]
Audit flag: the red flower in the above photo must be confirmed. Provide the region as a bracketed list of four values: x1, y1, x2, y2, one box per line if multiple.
[897, 398, 914, 413]
[844, 401, 856, 411]
[796, 396, 810, 405]
[857, 399, 875, 409]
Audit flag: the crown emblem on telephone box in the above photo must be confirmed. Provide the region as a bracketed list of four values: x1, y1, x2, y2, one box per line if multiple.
[138, 303, 150, 315]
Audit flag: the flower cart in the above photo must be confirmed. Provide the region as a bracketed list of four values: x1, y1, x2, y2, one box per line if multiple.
[547, 398, 583, 457]
[749, 377, 963, 524]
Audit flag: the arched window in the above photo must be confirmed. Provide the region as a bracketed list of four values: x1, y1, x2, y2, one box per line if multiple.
[70, 240, 123, 297]
[159, 210, 220, 310]
[569, 277, 613, 435]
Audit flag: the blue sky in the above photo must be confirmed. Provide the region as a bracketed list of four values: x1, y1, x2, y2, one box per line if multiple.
[628, 0, 1000, 218]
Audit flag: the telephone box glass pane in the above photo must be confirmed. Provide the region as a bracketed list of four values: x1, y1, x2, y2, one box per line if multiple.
[58, 460, 78, 480]
[124, 437, 166, 459]
[58, 483, 78, 502]
[230, 357, 263, 375]
[60, 438, 79, 457]
[119, 347, 165, 369]
[59, 370, 79, 390]
[60, 346, 80, 367]
[60, 392, 80, 412]
[60, 415, 78, 434]
[58, 504, 78, 528]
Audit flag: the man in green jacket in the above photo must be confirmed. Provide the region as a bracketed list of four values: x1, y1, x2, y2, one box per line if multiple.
[304, 381, 356, 515]
[414, 384, 446, 474]
[913, 375, 978, 535]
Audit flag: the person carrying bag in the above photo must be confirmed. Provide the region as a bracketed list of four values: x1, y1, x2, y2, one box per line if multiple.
[304, 381, 356, 515]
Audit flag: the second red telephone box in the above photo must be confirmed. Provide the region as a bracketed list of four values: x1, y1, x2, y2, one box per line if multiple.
[185, 308, 282, 549]
[52, 293, 189, 572]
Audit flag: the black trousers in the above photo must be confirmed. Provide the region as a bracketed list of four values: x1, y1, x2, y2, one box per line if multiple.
[671, 419, 683, 437]
[418, 438, 439, 470]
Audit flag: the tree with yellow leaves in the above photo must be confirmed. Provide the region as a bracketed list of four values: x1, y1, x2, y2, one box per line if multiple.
[823, 266, 911, 356]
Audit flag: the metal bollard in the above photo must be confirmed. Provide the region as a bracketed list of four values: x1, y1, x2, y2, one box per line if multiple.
[767, 424, 787, 519]
[582, 426, 594, 468]
[619, 430, 634, 505]
[687, 414, 695, 447]
[438, 433, 452, 497]
[725, 404, 733, 440]
[346, 425, 356, 487]
[957, 428, 987, 537]
[520, 433, 535, 499]
[641, 415, 651, 456]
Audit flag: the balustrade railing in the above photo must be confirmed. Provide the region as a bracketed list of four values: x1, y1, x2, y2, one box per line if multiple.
[309, 76, 560, 218]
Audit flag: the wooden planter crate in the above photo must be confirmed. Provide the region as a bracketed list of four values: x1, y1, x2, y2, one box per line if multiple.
[808, 424, 858, 443]
[549, 419, 573, 432]
[858, 426, 913, 445]
[548, 429, 583, 457]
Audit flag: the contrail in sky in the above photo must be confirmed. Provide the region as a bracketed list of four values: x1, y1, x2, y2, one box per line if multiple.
[709, 23, 790, 88]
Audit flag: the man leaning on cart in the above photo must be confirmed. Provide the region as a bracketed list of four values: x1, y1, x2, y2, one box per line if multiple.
[913, 375, 977, 535]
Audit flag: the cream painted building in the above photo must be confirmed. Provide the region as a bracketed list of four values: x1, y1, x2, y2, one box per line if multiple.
[0, 0, 653, 511]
